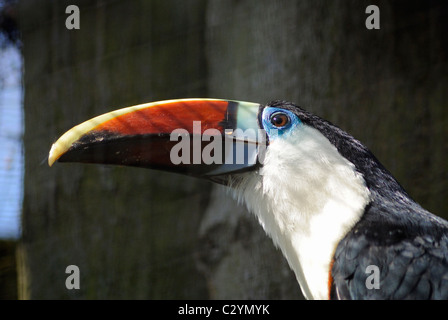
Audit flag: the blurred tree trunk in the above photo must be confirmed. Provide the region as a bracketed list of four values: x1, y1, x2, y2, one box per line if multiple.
[19, 0, 447, 299]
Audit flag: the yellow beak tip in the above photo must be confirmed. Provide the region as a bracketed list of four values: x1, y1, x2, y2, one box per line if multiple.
[48, 143, 61, 167]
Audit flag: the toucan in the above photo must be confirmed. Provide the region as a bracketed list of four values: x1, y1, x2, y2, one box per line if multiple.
[48, 98, 448, 300]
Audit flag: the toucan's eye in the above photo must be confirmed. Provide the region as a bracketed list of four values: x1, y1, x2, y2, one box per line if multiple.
[262, 107, 300, 138]
[270, 112, 290, 128]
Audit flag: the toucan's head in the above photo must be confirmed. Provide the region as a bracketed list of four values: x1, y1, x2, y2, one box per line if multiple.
[48, 98, 377, 211]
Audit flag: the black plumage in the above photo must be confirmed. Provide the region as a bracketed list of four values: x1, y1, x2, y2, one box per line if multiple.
[331, 217, 448, 299]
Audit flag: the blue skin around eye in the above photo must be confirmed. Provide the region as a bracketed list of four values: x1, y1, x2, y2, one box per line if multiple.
[261, 107, 301, 140]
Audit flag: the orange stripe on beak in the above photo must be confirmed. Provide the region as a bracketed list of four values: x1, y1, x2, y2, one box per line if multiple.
[93, 100, 229, 136]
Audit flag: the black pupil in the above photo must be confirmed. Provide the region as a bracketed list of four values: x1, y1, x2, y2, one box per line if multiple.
[271, 113, 288, 127]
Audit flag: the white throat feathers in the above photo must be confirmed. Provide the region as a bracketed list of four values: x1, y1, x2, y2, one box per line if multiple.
[230, 124, 371, 300]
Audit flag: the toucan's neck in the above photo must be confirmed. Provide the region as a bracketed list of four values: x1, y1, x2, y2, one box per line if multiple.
[230, 125, 371, 299]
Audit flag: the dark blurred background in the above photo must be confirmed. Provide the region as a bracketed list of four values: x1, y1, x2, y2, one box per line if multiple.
[0, 0, 446, 299]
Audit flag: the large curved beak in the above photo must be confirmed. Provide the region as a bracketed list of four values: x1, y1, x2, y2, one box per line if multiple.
[48, 98, 265, 180]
